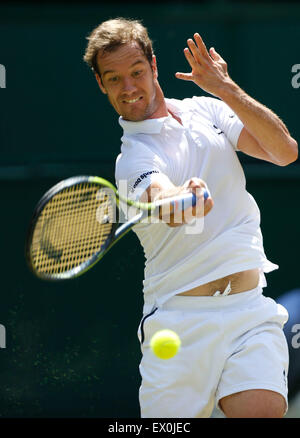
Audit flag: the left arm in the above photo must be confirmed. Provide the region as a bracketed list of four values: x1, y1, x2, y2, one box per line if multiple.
[175, 33, 298, 166]
[220, 83, 298, 166]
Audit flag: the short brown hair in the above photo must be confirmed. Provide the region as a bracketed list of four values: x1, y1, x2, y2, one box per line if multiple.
[83, 18, 154, 76]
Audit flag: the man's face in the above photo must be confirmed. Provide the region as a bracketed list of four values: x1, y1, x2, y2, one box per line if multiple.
[96, 42, 164, 121]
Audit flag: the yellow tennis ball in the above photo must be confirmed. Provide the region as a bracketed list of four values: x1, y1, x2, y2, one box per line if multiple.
[150, 329, 181, 360]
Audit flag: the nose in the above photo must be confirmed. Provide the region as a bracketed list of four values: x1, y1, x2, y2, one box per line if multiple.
[122, 77, 137, 95]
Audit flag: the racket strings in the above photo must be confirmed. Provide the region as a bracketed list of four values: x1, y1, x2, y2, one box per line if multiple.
[31, 183, 115, 275]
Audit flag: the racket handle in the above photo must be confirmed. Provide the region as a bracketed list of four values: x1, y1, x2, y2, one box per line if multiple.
[170, 189, 209, 212]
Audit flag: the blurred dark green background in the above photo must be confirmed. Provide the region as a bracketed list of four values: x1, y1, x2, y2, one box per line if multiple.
[0, 1, 299, 417]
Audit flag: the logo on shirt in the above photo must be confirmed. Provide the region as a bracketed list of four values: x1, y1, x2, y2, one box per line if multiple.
[131, 170, 160, 193]
[213, 124, 224, 135]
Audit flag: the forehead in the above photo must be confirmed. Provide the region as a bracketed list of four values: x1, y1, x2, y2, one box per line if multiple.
[97, 42, 148, 75]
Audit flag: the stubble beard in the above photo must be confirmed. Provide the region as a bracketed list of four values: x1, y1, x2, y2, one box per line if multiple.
[110, 78, 161, 122]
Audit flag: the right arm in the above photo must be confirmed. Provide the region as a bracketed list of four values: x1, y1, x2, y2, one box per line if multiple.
[140, 177, 214, 227]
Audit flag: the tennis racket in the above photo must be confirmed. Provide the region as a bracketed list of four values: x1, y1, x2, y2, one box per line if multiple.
[25, 175, 208, 281]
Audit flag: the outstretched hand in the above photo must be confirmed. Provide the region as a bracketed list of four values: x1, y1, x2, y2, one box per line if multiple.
[175, 33, 233, 97]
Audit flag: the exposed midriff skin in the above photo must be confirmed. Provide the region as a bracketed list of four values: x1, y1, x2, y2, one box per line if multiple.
[177, 268, 260, 296]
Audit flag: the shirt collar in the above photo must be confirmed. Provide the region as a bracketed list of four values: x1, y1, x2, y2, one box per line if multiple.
[118, 98, 184, 135]
[118, 116, 168, 135]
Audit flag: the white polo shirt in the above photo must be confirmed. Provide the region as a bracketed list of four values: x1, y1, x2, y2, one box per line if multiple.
[115, 96, 278, 312]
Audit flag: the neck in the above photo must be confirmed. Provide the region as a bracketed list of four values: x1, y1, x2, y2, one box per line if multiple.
[146, 84, 169, 119]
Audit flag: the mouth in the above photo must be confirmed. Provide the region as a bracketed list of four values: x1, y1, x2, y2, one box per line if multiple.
[122, 96, 143, 104]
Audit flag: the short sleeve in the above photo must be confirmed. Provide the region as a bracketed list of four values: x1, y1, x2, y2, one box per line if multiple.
[115, 141, 173, 203]
[192, 96, 244, 151]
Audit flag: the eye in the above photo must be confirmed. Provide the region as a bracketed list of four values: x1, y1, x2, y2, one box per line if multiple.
[133, 70, 143, 78]
[108, 76, 119, 83]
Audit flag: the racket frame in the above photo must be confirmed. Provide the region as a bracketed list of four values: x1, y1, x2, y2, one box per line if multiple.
[25, 175, 156, 281]
[25, 175, 201, 281]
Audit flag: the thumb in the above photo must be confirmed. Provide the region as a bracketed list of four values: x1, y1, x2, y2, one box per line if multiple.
[175, 72, 194, 81]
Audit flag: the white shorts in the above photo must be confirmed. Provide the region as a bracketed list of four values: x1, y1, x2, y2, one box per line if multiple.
[138, 286, 289, 418]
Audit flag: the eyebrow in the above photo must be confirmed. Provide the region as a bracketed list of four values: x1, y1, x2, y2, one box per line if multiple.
[101, 60, 146, 78]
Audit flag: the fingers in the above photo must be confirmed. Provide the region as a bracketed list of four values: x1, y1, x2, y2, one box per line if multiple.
[194, 33, 211, 60]
[189, 33, 211, 63]
[194, 188, 212, 216]
[203, 196, 214, 216]
[209, 47, 221, 61]
[187, 39, 202, 65]
[183, 36, 209, 69]
[183, 45, 199, 70]
[184, 178, 213, 218]
[184, 177, 206, 190]
[175, 46, 198, 81]
[175, 33, 212, 82]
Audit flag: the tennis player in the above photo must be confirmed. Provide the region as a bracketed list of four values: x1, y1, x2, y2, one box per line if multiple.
[83, 18, 298, 418]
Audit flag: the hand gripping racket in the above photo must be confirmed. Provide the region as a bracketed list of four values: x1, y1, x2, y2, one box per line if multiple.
[25, 175, 208, 281]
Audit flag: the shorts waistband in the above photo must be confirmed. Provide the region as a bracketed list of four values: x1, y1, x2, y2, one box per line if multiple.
[159, 285, 263, 312]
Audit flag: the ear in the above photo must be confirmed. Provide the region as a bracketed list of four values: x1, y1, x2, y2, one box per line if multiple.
[95, 72, 107, 94]
[151, 55, 158, 79]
